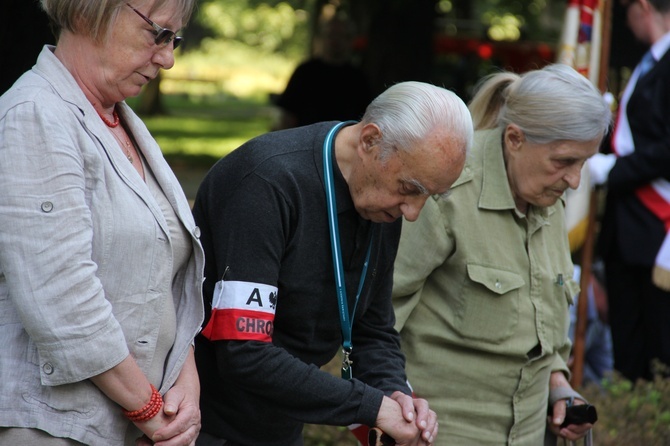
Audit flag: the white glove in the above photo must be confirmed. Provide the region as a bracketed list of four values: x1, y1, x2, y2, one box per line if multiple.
[588, 153, 616, 186]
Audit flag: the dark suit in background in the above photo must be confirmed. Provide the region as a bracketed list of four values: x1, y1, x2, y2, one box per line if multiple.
[597, 0, 670, 383]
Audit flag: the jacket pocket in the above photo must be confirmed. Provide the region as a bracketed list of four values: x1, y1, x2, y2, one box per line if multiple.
[454, 264, 525, 343]
[24, 379, 100, 419]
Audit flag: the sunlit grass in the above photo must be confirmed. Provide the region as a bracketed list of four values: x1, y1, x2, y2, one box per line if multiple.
[129, 94, 277, 160]
[125, 32, 299, 161]
[124, 39, 294, 197]
[141, 114, 270, 158]
[126, 92, 276, 198]
[165, 39, 297, 101]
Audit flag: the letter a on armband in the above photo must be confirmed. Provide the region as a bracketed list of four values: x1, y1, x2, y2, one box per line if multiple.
[202, 280, 277, 342]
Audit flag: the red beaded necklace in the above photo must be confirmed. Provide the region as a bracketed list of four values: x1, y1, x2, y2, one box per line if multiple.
[97, 109, 120, 128]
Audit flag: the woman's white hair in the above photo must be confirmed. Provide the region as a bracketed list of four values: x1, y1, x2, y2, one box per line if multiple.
[469, 63, 611, 144]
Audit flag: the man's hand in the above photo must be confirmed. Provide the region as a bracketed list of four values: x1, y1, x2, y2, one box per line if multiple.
[391, 391, 437, 444]
[375, 391, 437, 445]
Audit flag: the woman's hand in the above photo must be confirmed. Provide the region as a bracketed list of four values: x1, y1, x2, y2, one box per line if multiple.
[148, 347, 201, 446]
[134, 411, 176, 444]
[546, 372, 594, 441]
[92, 348, 200, 446]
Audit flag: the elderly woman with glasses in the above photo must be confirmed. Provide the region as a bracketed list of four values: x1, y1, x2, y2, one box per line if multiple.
[0, 1, 203, 445]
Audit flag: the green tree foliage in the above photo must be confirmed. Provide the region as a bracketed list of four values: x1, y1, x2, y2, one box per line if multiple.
[160, 0, 567, 104]
[437, 0, 564, 42]
[162, 0, 318, 101]
[193, 0, 314, 58]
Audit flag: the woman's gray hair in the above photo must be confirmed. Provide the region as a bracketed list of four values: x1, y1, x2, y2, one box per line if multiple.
[40, 0, 196, 42]
[468, 63, 611, 144]
[361, 81, 473, 160]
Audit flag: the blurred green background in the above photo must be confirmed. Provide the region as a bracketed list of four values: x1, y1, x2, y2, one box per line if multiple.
[125, 0, 566, 201]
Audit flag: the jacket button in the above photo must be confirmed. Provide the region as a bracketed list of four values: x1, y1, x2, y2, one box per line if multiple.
[41, 202, 54, 213]
[193, 226, 201, 238]
[43, 363, 54, 375]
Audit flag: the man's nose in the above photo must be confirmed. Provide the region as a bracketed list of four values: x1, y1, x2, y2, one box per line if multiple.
[400, 195, 430, 222]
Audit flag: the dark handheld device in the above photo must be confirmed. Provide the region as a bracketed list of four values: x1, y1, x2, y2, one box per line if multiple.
[561, 403, 598, 428]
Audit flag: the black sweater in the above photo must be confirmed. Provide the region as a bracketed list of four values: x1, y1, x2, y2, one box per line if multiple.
[192, 122, 410, 445]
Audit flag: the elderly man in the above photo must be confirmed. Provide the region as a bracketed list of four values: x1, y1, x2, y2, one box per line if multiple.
[192, 81, 473, 446]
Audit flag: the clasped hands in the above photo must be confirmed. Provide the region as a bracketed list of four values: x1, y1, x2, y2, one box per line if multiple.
[134, 383, 201, 446]
[376, 391, 438, 445]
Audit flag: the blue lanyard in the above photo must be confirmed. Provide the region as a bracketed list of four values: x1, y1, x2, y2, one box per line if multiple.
[323, 121, 372, 380]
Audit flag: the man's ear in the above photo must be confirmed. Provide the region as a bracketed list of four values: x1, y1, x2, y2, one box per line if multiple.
[504, 124, 525, 152]
[360, 123, 382, 153]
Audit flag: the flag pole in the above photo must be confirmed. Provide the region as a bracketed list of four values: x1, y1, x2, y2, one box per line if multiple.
[570, 0, 613, 389]
[597, 0, 613, 93]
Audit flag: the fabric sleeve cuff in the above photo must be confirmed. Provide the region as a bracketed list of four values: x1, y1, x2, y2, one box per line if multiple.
[549, 386, 588, 406]
[37, 319, 129, 386]
[356, 384, 385, 427]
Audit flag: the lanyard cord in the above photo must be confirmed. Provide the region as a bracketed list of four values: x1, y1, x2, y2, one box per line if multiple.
[323, 121, 372, 379]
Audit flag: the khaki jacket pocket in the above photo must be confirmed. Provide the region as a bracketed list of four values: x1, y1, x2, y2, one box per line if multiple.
[454, 264, 525, 343]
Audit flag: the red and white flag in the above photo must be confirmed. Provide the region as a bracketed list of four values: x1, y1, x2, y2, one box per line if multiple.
[560, 0, 605, 252]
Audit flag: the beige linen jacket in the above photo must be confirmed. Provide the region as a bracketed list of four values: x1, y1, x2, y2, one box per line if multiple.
[0, 46, 204, 445]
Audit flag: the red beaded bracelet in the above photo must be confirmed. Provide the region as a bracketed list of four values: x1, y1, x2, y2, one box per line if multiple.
[122, 384, 163, 422]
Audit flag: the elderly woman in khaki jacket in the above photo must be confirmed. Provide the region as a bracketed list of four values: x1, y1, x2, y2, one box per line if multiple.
[0, 1, 204, 445]
[391, 64, 611, 445]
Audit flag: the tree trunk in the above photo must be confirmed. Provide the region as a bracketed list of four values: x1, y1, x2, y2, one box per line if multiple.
[136, 73, 166, 116]
[353, 0, 439, 96]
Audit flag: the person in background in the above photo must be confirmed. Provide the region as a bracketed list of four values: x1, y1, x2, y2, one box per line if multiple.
[0, 1, 204, 445]
[391, 64, 611, 445]
[271, 13, 373, 130]
[589, 0, 670, 383]
[568, 263, 614, 387]
[192, 81, 473, 446]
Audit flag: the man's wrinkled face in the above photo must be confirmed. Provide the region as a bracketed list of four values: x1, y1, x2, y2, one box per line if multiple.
[349, 128, 466, 223]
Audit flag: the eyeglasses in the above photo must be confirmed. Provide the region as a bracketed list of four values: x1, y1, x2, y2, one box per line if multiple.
[127, 4, 183, 49]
